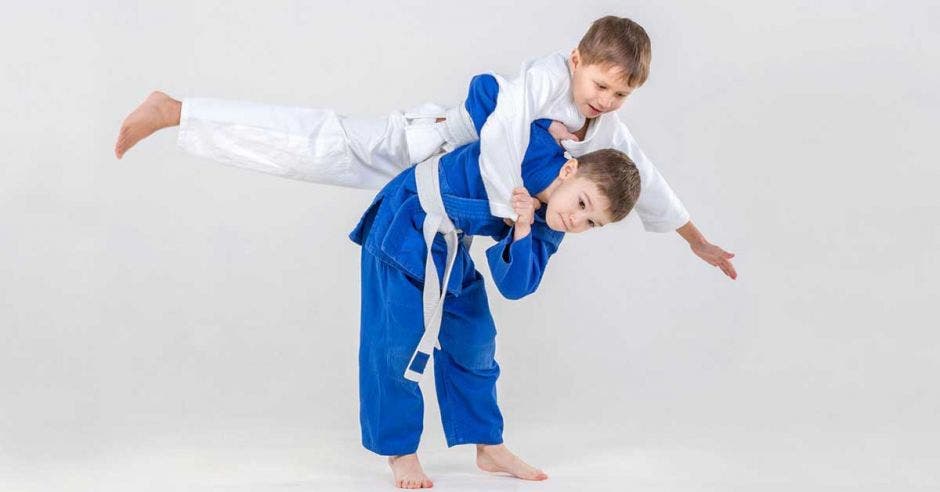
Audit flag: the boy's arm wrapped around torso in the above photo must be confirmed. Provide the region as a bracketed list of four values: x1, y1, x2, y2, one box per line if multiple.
[476, 55, 573, 221]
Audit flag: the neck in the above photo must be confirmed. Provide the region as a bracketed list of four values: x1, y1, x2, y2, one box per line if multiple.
[535, 178, 561, 204]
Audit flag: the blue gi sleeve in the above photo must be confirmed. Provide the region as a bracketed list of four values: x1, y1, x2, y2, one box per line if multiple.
[485, 224, 564, 300]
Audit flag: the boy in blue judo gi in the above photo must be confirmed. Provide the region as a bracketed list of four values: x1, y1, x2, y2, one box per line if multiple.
[349, 73, 641, 488]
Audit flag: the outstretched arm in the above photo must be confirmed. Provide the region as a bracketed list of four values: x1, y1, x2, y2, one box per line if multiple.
[606, 120, 737, 279]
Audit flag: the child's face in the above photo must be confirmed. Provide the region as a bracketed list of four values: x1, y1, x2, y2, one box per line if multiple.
[543, 160, 614, 233]
[569, 49, 635, 118]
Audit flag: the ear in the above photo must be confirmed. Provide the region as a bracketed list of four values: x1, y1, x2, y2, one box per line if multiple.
[558, 158, 579, 181]
[569, 48, 581, 69]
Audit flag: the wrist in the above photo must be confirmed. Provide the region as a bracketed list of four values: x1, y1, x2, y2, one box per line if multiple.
[676, 221, 706, 247]
[688, 235, 708, 249]
[163, 98, 182, 127]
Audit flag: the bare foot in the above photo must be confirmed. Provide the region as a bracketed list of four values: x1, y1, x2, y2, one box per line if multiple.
[476, 443, 548, 481]
[114, 91, 181, 159]
[388, 453, 433, 489]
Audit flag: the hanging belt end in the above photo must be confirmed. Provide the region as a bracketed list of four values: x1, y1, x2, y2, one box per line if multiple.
[403, 350, 432, 382]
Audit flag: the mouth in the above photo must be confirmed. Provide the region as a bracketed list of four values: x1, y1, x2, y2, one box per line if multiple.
[588, 103, 602, 114]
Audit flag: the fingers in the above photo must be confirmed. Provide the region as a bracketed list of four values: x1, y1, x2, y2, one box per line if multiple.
[512, 188, 538, 207]
[511, 188, 536, 225]
[718, 258, 738, 280]
[548, 121, 575, 143]
[696, 244, 738, 280]
[511, 196, 530, 207]
[511, 188, 534, 207]
[713, 246, 737, 279]
[708, 244, 734, 260]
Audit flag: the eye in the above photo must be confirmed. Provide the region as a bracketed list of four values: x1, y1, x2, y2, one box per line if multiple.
[588, 220, 596, 228]
[579, 199, 585, 210]
[615, 93, 627, 98]
[595, 82, 606, 90]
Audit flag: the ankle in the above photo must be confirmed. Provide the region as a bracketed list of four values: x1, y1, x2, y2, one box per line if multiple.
[476, 443, 502, 453]
[162, 97, 182, 127]
[149, 91, 181, 127]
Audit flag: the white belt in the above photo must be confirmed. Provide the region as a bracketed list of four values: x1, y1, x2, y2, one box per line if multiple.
[403, 154, 460, 382]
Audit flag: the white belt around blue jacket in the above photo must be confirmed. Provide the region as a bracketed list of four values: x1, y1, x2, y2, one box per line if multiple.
[403, 153, 460, 382]
[401, 103, 478, 382]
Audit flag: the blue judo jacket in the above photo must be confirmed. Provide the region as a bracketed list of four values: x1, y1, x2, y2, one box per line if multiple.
[349, 74, 567, 300]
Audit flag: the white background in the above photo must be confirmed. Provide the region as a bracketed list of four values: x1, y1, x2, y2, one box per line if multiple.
[2, 1, 938, 490]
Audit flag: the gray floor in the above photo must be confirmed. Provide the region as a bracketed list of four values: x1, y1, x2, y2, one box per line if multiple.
[4, 423, 936, 491]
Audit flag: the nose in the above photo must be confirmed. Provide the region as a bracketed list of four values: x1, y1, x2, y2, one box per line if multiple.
[568, 212, 587, 231]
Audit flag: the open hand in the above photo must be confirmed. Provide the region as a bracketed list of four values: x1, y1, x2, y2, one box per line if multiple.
[691, 241, 737, 280]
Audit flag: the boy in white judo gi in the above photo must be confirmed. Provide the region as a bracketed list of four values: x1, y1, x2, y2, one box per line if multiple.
[114, 15, 737, 279]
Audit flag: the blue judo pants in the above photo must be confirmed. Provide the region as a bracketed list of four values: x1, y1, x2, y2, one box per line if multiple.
[358, 246, 504, 456]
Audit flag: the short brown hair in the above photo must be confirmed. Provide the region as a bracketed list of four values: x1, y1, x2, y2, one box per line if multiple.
[577, 16, 652, 88]
[576, 148, 641, 222]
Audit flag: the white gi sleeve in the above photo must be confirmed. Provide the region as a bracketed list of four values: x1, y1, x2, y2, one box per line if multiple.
[478, 62, 566, 221]
[614, 122, 690, 232]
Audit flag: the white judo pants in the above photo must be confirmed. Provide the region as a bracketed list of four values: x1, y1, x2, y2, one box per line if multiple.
[177, 98, 467, 190]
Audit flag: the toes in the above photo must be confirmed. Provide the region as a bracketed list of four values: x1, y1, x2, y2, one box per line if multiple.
[528, 469, 548, 480]
[115, 131, 129, 158]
